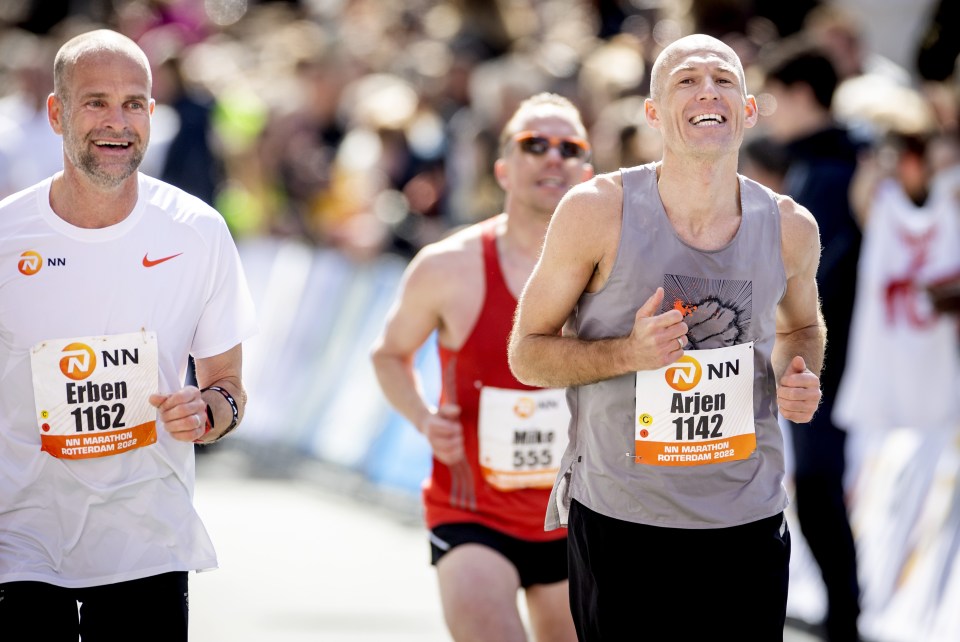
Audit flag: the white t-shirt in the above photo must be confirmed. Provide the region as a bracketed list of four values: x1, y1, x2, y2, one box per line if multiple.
[833, 168, 960, 435]
[0, 173, 257, 588]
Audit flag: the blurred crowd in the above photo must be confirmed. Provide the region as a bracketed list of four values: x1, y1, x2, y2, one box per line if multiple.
[2, 2, 959, 639]
[0, 0, 956, 262]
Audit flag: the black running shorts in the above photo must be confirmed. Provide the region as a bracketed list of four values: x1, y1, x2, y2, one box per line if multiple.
[430, 522, 568, 588]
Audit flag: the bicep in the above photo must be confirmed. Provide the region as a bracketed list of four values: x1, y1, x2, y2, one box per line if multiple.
[516, 202, 608, 338]
[776, 200, 823, 333]
[372, 260, 444, 360]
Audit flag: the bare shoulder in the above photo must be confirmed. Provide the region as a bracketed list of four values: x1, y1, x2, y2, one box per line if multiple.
[554, 171, 623, 226]
[775, 194, 821, 277]
[776, 194, 819, 246]
[531, 171, 625, 292]
[548, 171, 623, 252]
[405, 220, 485, 283]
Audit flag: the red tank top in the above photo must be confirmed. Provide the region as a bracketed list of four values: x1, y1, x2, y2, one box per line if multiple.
[423, 216, 565, 541]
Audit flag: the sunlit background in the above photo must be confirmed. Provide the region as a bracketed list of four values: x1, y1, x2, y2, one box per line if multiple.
[2, 1, 958, 640]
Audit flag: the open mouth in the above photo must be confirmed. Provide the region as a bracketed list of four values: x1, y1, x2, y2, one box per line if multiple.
[537, 176, 567, 188]
[690, 113, 726, 126]
[93, 140, 133, 149]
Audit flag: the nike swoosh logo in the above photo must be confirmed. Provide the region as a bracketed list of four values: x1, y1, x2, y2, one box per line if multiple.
[142, 252, 183, 267]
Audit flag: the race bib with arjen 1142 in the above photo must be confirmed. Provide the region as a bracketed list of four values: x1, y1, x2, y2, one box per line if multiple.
[634, 342, 755, 466]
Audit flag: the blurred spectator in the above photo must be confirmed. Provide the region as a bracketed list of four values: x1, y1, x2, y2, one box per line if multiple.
[690, 0, 820, 40]
[576, 34, 646, 124]
[587, 95, 662, 173]
[803, 4, 911, 85]
[0, 30, 63, 198]
[759, 37, 864, 642]
[803, 5, 918, 146]
[835, 121, 960, 616]
[739, 133, 790, 193]
[0, 0, 956, 637]
[916, 0, 960, 83]
[914, 0, 960, 136]
[255, 28, 351, 243]
[153, 52, 222, 205]
[2, 0, 73, 34]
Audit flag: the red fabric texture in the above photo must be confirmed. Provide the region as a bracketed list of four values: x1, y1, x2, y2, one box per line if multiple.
[423, 217, 565, 541]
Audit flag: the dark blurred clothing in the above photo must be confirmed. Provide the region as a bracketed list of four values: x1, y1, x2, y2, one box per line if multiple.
[783, 125, 862, 398]
[916, 0, 960, 82]
[782, 124, 863, 642]
[161, 94, 221, 206]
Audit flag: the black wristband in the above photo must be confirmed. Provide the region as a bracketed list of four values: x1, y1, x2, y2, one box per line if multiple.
[201, 385, 239, 440]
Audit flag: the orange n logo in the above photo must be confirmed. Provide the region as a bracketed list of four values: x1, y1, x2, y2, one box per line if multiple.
[18, 251, 42, 276]
[665, 355, 702, 392]
[59, 343, 97, 381]
[513, 397, 535, 419]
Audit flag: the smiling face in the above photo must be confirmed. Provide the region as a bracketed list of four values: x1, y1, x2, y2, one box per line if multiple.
[49, 39, 153, 189]
[645, 35, 757, 162]
[495, 107, 594, 218]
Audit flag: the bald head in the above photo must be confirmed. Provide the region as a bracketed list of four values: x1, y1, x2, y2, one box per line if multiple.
[54, 29, 151, 103]
[649, 35, 747, 102]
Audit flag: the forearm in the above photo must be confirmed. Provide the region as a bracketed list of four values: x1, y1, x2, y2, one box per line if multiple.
[773, 322, 826, 380]
[508, 332, 633, 388]
[193, 346, 245, 444]
[196, 378, 245, 443]
[371, 352, 433, 431]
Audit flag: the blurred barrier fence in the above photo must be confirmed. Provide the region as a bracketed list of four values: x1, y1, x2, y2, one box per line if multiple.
[236, 237, 434, 496]
[235, 238, 960, 642]
[787, 427, 960, 642]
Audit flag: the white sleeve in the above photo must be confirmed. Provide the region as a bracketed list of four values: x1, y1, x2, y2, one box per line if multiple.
[191, 217, 258, 359]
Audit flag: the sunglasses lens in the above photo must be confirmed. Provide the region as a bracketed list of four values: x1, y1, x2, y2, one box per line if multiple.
[515, 133, 588, 160]
[519, 136, 550, 155]
[559, 141, 585, 159]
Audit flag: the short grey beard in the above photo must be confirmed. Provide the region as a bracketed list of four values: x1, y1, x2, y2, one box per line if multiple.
[75, 147, 143, 188]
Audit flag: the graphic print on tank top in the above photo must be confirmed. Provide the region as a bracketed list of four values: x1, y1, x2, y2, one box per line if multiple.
[660, 274, 752, 349]
[633, 274, 757, 466]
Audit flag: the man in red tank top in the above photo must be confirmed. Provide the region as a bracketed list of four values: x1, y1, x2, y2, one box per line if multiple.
[371, 93, 593, 641]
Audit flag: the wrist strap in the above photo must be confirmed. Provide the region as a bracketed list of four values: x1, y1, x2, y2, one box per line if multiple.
[201, 385, 239, 440]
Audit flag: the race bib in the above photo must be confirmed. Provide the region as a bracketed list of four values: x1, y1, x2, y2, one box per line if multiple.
[634, 342, 755, 466]
[31, 331, 159, 460]
[478, 387, 570, 490]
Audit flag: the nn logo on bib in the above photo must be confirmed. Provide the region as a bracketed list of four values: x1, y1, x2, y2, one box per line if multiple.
[513, 397, 535, 419]
[59, 343, 97, 381]
[665, 355, 702, 392]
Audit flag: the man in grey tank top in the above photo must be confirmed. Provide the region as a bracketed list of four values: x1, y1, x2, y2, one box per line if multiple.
[509, 35, 826, 641]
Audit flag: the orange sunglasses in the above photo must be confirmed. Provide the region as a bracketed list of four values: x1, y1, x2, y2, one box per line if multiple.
[512, 130, 591, 160]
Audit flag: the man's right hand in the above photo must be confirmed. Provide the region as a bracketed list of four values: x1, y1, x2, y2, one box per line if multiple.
[627, 287, 688, 370]
[421, 404, 465, 465]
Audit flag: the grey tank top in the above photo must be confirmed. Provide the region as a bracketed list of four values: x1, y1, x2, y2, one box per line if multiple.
[546, 163, 789, 530]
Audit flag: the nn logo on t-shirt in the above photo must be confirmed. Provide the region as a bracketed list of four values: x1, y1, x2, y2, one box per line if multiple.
[18, 250, 66, 276]
[18, 251, 42, 275]
[59, 343, 97, 381]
